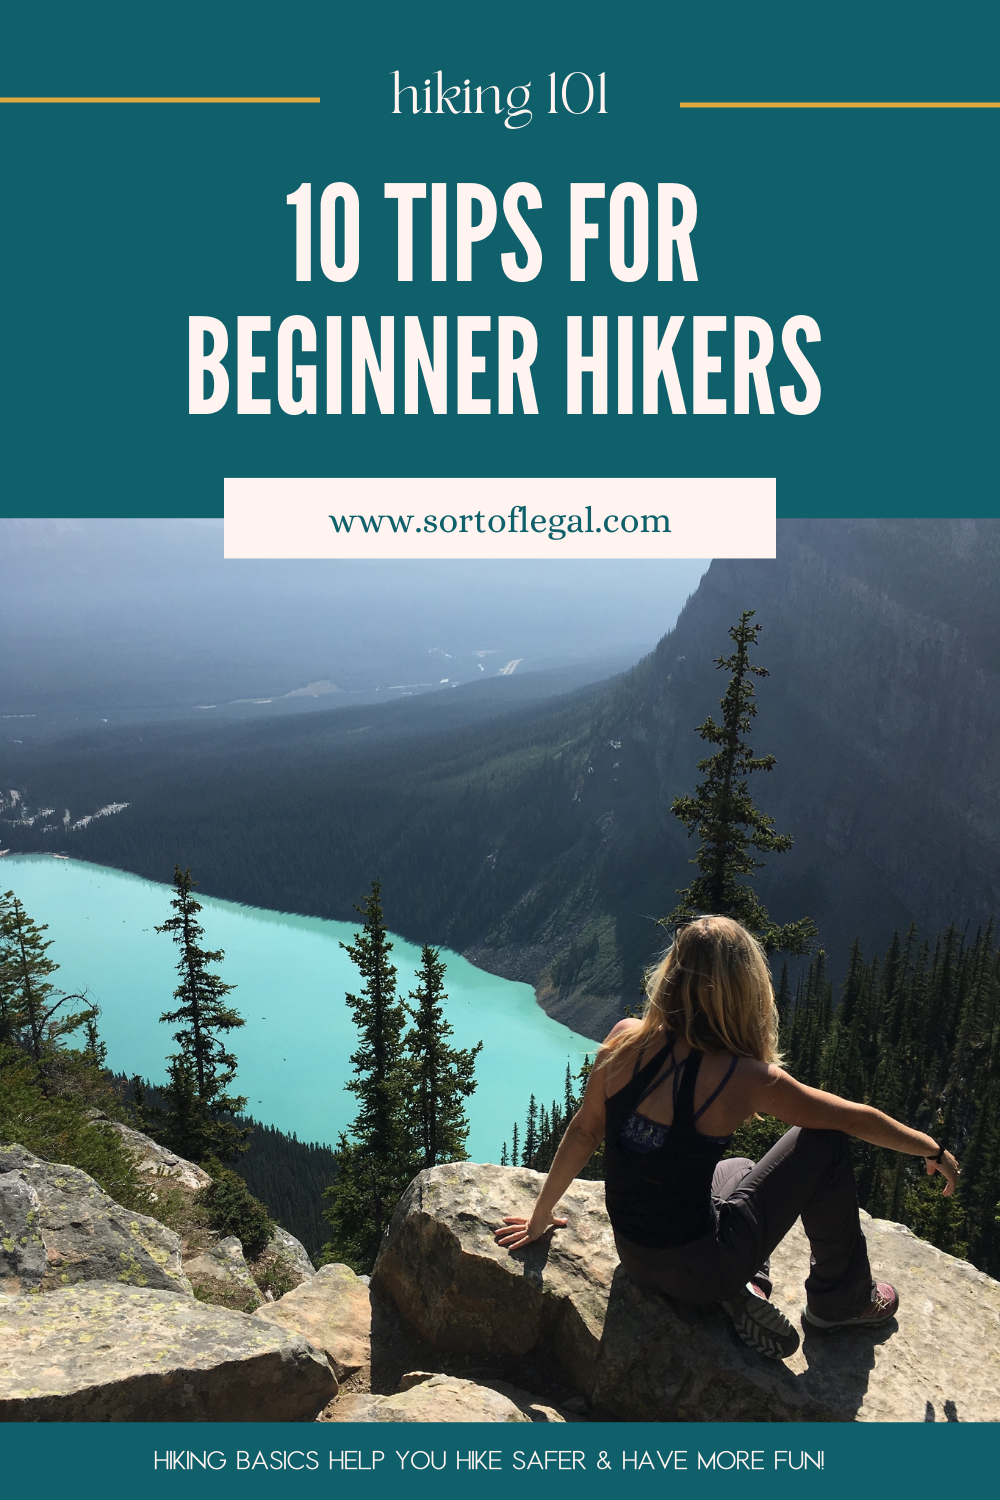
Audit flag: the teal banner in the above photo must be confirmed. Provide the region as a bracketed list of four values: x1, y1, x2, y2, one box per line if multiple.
[1, 1422, 991, 1494]
[1, 1, 997, 517]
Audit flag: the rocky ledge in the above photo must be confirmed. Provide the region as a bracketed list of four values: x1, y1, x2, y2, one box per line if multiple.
[372, 1163, 1000, 1423]
[104, 1119, 213, 1194]
[326, 1371, 566, 1423]
[0, 1283, 337, 1421]
[4, 1145, 997, 1422]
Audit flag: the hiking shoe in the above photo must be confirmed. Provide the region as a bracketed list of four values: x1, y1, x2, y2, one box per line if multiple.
[803, 1281, 899, 1330]
[721, 1281, 801, 1361]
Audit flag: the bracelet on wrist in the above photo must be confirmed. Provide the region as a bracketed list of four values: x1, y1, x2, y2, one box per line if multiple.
[925, 1145, 945, 1164]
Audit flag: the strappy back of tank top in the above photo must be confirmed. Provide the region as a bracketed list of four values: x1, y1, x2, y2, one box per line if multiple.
[617, 1036, 739, 1155]
[603, 1033, 742, 1249]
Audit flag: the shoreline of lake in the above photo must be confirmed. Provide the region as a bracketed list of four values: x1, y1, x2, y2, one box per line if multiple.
[0, 854, 596, 1162]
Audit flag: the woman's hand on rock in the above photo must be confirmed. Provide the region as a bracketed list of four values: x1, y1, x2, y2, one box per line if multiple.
[494, 1212, 568, 1251]
[926, 1150, 960, 1197]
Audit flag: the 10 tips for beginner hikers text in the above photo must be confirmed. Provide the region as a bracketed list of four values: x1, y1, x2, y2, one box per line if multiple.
[191, 180, 820, 420]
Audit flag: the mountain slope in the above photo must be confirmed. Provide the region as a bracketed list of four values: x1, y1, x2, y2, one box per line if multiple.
[5, 519, 999, 1038]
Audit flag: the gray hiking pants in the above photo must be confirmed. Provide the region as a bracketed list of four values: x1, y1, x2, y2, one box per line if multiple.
[613, 1126, 874, 1322]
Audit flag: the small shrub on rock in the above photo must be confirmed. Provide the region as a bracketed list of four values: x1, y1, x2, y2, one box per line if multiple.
[0, 1045, 154, 1215]
[199, 1167, 274, 1258]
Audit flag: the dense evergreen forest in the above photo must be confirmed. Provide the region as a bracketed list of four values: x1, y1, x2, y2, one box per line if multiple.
[236, 1124, 337, 1260]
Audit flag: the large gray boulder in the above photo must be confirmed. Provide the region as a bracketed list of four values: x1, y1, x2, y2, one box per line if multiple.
[0, 1145, 190, 1297]
[106, 1121, 212, 1194]
[256, 1262, 369, 1379]
[373, 1162, 1000, 1423]
[372, 1166, 615, 1390]
[184, 1236, 263, 1311]
[264, 1225, 315, 1285]
[0, 1283, 338, 1420]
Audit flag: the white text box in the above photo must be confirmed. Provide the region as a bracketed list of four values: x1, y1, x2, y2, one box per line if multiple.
[224, 477, 775, 559]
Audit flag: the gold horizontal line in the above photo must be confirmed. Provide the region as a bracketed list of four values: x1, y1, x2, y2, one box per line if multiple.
[0, 96, 320, 104]
[680, 101, 999, 108]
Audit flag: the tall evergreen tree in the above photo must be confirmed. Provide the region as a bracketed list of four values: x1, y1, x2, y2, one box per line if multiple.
[82, 1009, 107, 1068]
[523, 1094, 539, 1166]
[321, 880, 414, 1273]
[155, 866, 248, 1161]
[667, 612, 815, 955]
[404, 944, 482, 1170]
[0, 889, 94, 1062]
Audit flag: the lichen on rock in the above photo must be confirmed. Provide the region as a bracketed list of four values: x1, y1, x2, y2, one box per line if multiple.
[0, 1145, 191, 1297]
[0, 1283, 338, 1420]
[0, 1171, 47, 1295]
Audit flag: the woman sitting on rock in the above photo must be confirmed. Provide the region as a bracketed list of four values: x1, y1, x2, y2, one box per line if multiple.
[495, 915, 959, 1361]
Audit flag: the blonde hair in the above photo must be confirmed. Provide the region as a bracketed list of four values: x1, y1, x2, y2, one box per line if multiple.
[603, 916, 781, 1068]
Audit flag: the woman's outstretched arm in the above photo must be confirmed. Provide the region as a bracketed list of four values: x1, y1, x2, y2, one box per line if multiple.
[758, 1068, 961, 1196]
[494, 1031, 620, 1251]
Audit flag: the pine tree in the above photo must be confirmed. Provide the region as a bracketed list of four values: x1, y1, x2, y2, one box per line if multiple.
[0, 889, 95, 1063]
[667, 612, 815, 955]
[157, 1054, 211, 1165]
[82, 1010, 107, 1068]
[505, 1056, 604, 1180]
[321, 880, 415, 1273]
[129, 1075, 148, 1131]
[155, 866, 248, 1161]
[404, 944, 482, 1170]
[523, 1094, 538, 1166]
[775, 961, 792, 1031]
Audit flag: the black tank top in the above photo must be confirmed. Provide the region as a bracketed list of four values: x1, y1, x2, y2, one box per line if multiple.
[604, 1037, 738, 1249]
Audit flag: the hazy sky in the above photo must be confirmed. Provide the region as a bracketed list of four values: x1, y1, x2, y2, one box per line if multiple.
[1, 518, 709, 719]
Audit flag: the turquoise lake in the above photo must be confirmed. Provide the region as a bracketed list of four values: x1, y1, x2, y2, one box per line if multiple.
[0, 855, 598, 1162]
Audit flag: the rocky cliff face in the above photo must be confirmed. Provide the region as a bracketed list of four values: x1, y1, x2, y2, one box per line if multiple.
[518, 519, 1000, 1029]
[372, 1163, 1000, 1423]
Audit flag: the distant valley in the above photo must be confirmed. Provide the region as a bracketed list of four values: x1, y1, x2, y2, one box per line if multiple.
[0, 517, 703, 740]
[4, 519, 999, 1038]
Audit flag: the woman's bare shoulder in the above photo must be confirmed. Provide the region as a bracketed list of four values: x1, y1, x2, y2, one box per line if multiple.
[739, 1055, 776, 1079]
[603, 1016, 642, 1045]
[729, 1056, 784, 1109]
